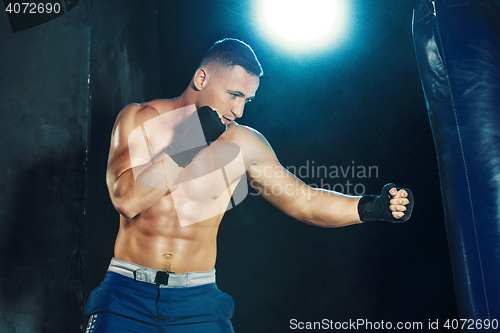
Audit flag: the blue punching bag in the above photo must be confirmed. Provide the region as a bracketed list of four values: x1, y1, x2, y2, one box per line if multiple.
[413, 0, 500, 323]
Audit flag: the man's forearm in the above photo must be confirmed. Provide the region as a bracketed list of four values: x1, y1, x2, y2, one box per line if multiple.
[109, 155, 182, 219]
[135, 153, 182, 189]
[301, 187, 362, 228]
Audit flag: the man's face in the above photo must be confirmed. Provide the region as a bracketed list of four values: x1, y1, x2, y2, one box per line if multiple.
[199, 65, 260, 125]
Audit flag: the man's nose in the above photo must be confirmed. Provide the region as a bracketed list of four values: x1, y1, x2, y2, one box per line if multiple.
[232, 102, 245, 119]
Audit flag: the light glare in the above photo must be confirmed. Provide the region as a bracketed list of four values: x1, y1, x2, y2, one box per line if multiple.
[260, 0, 347, 52]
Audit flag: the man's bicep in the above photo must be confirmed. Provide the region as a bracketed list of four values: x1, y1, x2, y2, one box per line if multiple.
[106, 105, 152, 187]
[106, 118, 136, 195]
[247, 157, 312, 220]
[109, 105, 167, 178]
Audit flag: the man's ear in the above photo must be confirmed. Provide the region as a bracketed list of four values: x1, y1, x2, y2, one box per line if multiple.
[193, 68, 208, 91]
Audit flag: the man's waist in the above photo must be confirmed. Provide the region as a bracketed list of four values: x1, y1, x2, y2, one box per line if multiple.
[108, 257, 216, 288]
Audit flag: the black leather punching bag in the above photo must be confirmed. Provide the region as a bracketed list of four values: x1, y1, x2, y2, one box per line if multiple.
[413, 0, 500, 325]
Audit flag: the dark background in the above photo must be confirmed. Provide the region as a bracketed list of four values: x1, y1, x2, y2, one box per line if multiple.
[0, 0, 459, 331]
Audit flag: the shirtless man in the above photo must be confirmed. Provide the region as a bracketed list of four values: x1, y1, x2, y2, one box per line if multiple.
[84, 38, 414, 333]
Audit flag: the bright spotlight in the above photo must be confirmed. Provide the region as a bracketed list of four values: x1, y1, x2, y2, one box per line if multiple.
[258, 0, 348, 52]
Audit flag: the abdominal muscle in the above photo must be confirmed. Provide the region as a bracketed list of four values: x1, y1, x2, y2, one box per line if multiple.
[114, 136, 246, 274]
[114, 192, 226, 274]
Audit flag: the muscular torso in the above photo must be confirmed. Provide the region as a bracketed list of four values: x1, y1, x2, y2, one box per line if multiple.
[114, 191, 225, 273]
[111, 100, 258, 273]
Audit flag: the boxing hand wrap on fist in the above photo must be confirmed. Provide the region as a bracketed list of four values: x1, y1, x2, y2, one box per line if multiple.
[165, 106, 226, 168]
[357, 183, 414, 223]
[197, 106, 227, 144]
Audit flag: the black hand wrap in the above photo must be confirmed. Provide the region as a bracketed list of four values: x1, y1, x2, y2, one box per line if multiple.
[166, 106, 226, 168]
[197, 106, 226, 144]
[357, 183, 414, 223]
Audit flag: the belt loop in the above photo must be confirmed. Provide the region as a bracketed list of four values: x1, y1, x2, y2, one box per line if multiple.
[134, 269, 156, 284]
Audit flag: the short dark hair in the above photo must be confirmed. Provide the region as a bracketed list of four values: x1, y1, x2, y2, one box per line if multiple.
[200, 38, 263, 77]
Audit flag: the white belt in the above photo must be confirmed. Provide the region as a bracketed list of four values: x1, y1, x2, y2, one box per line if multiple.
[108, 257, 216, 288]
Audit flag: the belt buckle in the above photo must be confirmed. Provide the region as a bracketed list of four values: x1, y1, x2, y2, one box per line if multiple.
[155, 271, 169, 285]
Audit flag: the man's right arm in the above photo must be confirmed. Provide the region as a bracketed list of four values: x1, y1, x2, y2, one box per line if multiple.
[106, 103, 181, 219]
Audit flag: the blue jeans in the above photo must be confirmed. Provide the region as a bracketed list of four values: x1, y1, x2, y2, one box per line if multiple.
[85, 259, 235, 333]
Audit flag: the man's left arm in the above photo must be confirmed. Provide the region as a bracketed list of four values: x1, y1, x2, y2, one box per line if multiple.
[245, 131, 413, 227]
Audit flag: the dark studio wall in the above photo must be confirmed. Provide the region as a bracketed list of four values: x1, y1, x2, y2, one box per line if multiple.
[0, 0, 91, 331]
[0, 0, 160, 331]
[0, 0, 461, 332]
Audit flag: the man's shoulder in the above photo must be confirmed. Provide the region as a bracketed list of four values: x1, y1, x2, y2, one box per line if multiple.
[225, 123, 267, 144]
[115, 99, 172, 128]
[223, 123, 274, 164]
